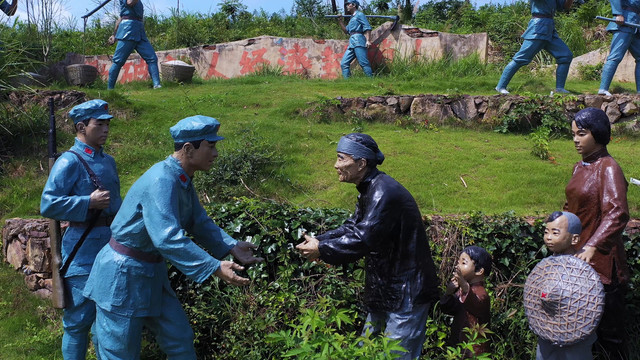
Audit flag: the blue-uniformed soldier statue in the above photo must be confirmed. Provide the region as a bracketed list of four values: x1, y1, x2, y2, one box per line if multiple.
[107, 0, 161, 90]
[41, 99, 122, 360]
[337, 0, 373, 78]
[0, 0, 17, 16]
[496, 0, 574, 94]
[84, 115, 263, 359]
[598, 0, 640, 96]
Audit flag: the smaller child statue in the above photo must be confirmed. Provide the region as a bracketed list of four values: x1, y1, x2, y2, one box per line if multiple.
[439, 245, 492, 358]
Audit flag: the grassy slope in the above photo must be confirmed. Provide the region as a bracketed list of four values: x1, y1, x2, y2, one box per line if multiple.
[5, 74, 638, 219]
[0, 71, 639, 359]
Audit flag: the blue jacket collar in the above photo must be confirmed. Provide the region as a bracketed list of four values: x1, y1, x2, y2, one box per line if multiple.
[73, 138, 103, 158]
[167, 155, 192, 189]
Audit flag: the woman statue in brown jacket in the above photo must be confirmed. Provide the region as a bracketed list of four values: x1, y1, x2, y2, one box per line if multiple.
[565, 107, 630, 360]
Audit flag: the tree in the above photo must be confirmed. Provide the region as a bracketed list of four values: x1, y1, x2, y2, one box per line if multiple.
[219, 0, 247, 22]
[24, 0, 68, 63]
[293, 0, 329, 18]
[371, 0, 391, 13]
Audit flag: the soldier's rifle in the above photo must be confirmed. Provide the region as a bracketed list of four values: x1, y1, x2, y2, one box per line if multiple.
[325, 14, 401, 30]
[595, 16, 640, 29]
[47, 97, 65, 309]
[82, 0, 113, 19]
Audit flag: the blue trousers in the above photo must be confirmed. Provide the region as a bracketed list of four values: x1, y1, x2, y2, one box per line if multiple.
[497, 38, 573, 90]
[341, 46, 373, 78]
[361, 302, 431, 360]
[62, 275, 100, 360]
[599, 31, 640, 92]
[94, 289, 196, 360]
[108, 39, 161, 89]
[536, 332, 596, 360]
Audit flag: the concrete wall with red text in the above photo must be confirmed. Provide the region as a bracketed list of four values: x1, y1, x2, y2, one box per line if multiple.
[70, 22, 487, 84]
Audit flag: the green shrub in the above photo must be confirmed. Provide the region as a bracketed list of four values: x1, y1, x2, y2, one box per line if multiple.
[192, 129, 283, 201]
[266, 297, 405, 359]
[577, 62, 604, 81]
[148, 198, 640, 359]
[0, 102, 48, 160]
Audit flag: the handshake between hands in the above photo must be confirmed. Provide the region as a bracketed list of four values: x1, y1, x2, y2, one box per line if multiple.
[213, 232, 322, 286]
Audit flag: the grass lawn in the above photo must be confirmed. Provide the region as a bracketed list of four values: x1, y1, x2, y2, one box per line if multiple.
[2, 73, 638, 220]
[0, 68, 639, 359]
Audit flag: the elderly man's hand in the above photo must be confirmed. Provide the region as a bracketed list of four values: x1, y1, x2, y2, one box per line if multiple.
[214, 261, 249, 286]
[108, 35, 116, 45]
[296, 234, 320, 260]
[230, 241, 264, 265]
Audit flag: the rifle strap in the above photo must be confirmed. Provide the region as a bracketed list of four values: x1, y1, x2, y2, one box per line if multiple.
[67, 150, 105, 190]
[59, 150, 106, 276]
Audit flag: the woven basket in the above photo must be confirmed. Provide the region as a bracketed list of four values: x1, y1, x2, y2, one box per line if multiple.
[65, 64, 98, 86]
[161, 60, 195, 82]
[524, 255, 604, 346]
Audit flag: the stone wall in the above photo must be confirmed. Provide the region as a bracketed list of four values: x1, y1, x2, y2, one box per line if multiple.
[333, 93, 640, 126]
[55, 22, 488, 84]
[1, 218, 63, 299]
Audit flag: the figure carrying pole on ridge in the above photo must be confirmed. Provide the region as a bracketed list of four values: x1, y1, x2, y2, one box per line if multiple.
[336, 1, 373, 78]
[495, 0, 574, 95]
[108, 0, 161, 90]
[597, 0, 640, 96]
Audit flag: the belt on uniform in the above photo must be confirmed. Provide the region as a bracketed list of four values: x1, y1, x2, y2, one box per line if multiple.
[109, 238, 163, 263]
[350, 32, 364, 35]
[121, 15, 143, 21]
[623, 5, 640, 14]
[532, 13, 553, 18]
[69, 215, 114, 228]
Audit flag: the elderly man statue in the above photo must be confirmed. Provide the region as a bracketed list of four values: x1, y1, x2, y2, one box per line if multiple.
[296, 133, 440, 360]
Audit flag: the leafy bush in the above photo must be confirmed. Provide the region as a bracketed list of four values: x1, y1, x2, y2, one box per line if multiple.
[193, 129, 283, 201]
[494, 93, 573, 159]
[577, 62, 604, 81]
[0, 102, 48, 161]
[143, 198, 640, 359]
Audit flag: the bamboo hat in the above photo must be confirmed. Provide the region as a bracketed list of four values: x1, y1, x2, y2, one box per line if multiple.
[524, 255, 604, 346]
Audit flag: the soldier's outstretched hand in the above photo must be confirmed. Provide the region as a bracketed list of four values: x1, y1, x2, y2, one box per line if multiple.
[230, 241, 264, 265]
[215, 261, 249, 286]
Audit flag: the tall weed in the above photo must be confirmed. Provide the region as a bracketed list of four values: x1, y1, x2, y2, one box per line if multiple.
[381, 53, 490, 80]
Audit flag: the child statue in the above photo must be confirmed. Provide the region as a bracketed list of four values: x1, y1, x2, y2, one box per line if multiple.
[525, 211, 604, 360]
[439, 245, 492, 358]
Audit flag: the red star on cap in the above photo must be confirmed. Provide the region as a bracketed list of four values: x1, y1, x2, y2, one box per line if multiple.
[540, 292, 547, 298]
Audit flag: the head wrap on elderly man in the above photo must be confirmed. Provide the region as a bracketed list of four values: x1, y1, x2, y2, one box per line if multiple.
[336, 133, 385, 165]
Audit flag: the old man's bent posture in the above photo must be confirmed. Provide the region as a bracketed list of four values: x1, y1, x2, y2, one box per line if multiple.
[296, 133, 440, 360]
[84, 116, 262, 359]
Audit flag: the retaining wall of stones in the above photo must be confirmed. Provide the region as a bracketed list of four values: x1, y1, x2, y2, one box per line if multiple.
[331, 93, 640, 127]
